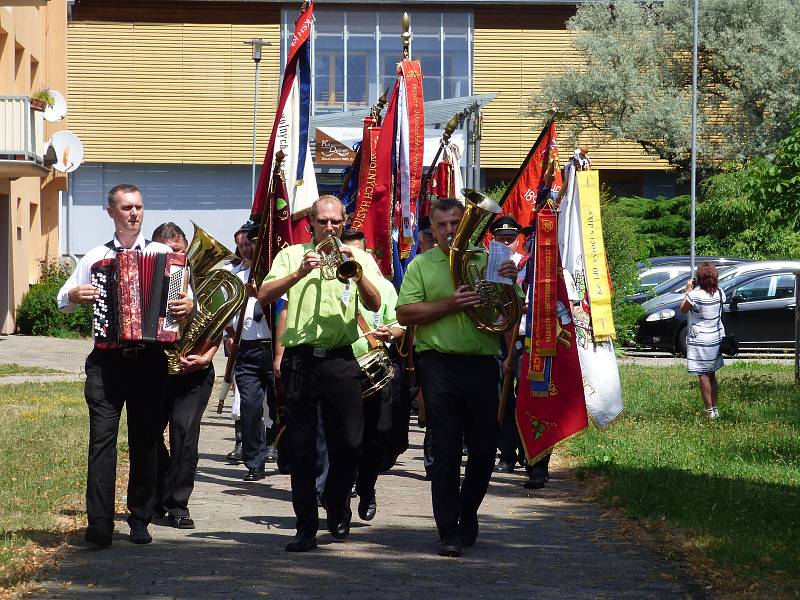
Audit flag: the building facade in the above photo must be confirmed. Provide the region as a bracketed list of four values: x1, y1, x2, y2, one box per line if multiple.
[64, 0, 674, 257]
[0, 1, 68, 334]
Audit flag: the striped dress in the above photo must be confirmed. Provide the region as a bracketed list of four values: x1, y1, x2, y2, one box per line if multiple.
[686, 288, 726, 374]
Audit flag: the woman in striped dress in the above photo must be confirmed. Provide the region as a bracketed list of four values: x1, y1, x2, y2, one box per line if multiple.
[680, 262, 725, 419]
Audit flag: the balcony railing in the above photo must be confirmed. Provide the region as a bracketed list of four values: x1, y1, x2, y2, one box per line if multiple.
[0, 96, 49, 178]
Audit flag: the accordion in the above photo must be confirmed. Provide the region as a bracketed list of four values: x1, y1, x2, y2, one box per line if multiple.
[91, 250, 188, 349]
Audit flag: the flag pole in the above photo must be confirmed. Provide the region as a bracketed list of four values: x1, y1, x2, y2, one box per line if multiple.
[690, 0, 698, 275]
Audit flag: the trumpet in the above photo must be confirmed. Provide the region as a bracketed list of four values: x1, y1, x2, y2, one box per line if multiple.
[315, 235, 363, 283]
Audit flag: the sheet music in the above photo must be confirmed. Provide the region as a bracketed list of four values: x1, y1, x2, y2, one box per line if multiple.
[487, 240, 514, 285]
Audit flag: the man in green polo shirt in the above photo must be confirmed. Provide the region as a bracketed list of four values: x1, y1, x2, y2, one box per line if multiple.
[258, 195, 382, 553]
[396, 197, 519, 558]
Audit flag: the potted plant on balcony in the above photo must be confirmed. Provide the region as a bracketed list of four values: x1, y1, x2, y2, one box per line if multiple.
[29, 88, 55, 111]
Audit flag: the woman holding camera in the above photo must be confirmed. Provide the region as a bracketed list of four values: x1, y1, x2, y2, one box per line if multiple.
[680, 262, 725, 419]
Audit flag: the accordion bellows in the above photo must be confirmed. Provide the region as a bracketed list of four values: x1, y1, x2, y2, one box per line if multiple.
[91, 251, 188, 349]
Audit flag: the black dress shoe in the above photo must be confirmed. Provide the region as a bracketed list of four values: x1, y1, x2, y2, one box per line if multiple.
[85, 519, 113, 548]
[243, 466, 266, 481]
[494, 461, 514, 473]
[285, 535, 318, 552]
[153, 505, 167, 519]
[328, 509, 351, 539]
[459, 514, 479, 547]
[129, 522, 152, 544]
[358, 495, 377, 521]
[265, 445, 279, 463]
[524, 473, 548, 489]
[226, 442, 243, 463]
[168, 515, 195, 529]
[438, 532, 462, 557]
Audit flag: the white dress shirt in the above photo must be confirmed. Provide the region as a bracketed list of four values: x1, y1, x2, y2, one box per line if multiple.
[229, 266, 271, 340]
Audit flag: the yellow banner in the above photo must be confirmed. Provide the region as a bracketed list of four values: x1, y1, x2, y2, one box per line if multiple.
[577, 171, 616, 340]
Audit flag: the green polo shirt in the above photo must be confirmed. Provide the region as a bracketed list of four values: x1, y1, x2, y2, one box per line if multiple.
[397, 245, 499, 356]
[352, 277, 401, 358]
[264, 242, 384, 348]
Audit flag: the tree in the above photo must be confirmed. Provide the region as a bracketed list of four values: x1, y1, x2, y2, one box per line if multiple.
[696, 112, 800, 259]
[537, 0, 800, 171]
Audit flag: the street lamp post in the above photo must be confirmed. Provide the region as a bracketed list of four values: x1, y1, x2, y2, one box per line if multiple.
[244, 38, 270, 202]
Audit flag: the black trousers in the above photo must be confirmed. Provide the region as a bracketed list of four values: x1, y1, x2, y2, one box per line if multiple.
[498, 340, 525, 465]
[281, 345, 363, 538]
[234, 340, 274, 469]
[417, 351, 500, 539]
[83, 346, 167, 527]
[385, 345, 413, 467]
[157, 366, 214, 517]
[356, 384, 391, 499]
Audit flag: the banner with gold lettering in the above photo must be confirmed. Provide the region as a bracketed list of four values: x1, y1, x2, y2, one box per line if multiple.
[532, 208, 558, 358]
[517, 251, 588, 462]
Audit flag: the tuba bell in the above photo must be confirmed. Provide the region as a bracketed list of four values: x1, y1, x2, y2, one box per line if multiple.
[165, 223, 247, 375]
[315, 234, 363, 283]
[448, 189, 522, 334]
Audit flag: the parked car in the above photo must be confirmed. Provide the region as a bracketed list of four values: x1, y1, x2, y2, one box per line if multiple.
[635, 263, 800, 354]
[636, 256, 751, 293]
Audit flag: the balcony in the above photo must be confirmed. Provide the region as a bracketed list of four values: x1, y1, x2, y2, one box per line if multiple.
[0, 96, 50, 179]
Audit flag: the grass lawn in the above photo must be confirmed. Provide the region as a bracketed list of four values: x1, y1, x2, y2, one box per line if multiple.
[567, 362, 800, 598]
[0, 364, 63, 377]
[0, 381, 127, 591]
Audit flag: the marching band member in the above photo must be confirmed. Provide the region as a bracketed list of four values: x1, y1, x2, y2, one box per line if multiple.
[151, 223, 217, 529]
[225, 223, 275, 482]
[56, 185, 192, 547]
[339, 228, 404, 522]
[258, 195, 382, 552]
[396, 197, 518, 557]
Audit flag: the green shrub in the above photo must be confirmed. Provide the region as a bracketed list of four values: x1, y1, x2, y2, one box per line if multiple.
[16, 261, 91, 337]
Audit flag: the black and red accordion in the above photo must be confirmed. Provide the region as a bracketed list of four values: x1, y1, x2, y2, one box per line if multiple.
[90, 251, 188, 349]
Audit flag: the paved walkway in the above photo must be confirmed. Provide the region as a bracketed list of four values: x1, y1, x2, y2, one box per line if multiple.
[0, 336, 706, 599]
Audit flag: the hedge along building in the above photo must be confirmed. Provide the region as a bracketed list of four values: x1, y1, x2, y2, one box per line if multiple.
[64, 0, 672, 258]
[1, 1, 69, 334]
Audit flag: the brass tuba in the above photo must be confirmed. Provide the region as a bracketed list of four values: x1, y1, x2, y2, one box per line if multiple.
[165, 223, 247, 374]
[315, 234, 363, 283]
[449, 189, 521, 334]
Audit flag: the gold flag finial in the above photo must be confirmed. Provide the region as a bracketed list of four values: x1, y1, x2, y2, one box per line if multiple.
[443, 113, 460, 144]
[402, 13, 411, 59]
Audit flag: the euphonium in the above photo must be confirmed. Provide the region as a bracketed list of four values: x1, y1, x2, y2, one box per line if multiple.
[315, 235, 363, 283]
[165, 223, 247, 375]
[449, 189, 522, 334]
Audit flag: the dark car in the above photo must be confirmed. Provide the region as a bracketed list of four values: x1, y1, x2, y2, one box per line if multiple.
[636, 256, 751, 294]
[635, 268, 800, 354]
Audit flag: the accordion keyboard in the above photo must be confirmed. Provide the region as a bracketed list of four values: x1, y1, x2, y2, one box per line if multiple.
[91, 259, 118, 348]
[163, 266, 188, 332]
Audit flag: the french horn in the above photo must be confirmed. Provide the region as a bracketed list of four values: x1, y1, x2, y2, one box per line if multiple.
[449, 189, 521, 334]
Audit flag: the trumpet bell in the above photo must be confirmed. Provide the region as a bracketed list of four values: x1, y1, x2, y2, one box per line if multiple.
[186, 222, 237, 280]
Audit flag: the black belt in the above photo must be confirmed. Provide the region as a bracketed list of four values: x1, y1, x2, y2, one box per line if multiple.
[286, 344, 354, 359]
[97, 343, 152, 359]
[239, 339, 272, 349]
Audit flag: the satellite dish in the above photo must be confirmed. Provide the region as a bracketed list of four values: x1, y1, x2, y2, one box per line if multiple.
[43, 90, 67, 122]
[49, 130, 84, 173]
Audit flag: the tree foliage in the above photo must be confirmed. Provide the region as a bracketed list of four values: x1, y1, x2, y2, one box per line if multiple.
[537, 0, 800, 170]
[697, 112, 800, 258]
[604, 195, 690, 257]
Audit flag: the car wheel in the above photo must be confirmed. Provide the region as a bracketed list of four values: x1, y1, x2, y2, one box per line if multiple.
[675, 325, 688, 357]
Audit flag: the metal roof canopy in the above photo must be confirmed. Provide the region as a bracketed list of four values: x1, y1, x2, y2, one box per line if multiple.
[309, 93, 496, 131]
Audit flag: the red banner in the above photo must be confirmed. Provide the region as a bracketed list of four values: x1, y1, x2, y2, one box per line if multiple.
[360, 81, 399, 277]
[351, 115, 385, 260]
[495, 120, 562, 247]
[533, 208, 558, 357]
[396, 59, 425, 258]
[517, 256, 588, 462]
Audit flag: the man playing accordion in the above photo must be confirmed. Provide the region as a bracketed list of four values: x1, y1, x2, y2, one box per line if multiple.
[258, 195, 382, 552]
[57, 184, 193, 547]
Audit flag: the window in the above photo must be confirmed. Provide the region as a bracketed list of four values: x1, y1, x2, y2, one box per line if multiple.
[282, 8, 472, 115]
[734, 275, 791, 302]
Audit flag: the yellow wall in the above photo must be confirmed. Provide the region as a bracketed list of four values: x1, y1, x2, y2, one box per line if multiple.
[474, 12, 670, 171]
[67, 21, 281, 164]
[0, 2, 68, 334]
